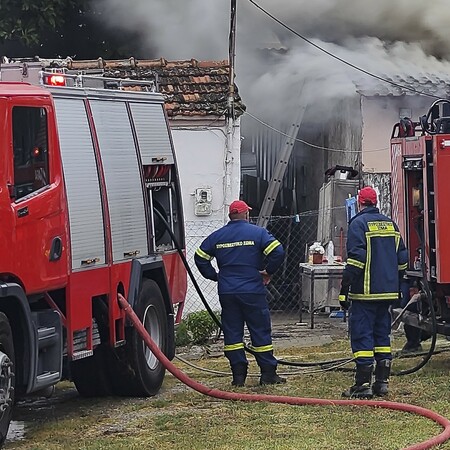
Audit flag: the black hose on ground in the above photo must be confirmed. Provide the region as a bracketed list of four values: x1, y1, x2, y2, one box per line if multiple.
[392, 219, 438, 376]
[153, 208, 222, 331]
[153, 208, 337, 367]
[155, 208, 439, 374]
[392, 282, 437, 376]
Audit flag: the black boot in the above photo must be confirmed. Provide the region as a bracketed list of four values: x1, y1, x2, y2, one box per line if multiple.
[401, 325, 422, 353]
[372, 359, 391, 397]
[231, 363, 248, 387]
[259, 365, 286, 385]
[342, 364, 373, 399]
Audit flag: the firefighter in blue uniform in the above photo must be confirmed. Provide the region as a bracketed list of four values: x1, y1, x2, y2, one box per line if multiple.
[339, 187, 408, 398]
[195, 200, 285, 387]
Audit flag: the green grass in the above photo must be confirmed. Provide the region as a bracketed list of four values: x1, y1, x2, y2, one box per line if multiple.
[5, 338, 450, 450]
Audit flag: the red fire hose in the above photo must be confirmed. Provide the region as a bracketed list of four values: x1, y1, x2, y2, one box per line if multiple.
[118, 294, 450, 450]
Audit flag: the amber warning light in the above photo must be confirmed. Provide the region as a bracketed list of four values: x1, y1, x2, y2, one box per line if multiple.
[45, 75, 66, 86]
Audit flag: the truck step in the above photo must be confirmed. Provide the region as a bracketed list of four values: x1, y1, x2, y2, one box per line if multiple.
[30, 310, 63, 393]
[72, 350, 94, 361]
[36, 371, 60, 386]
[114, 340, 126, 348]
[37, 326, 58, 350]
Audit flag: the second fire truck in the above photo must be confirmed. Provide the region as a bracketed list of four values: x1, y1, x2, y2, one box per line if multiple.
[391, 99, 450, 339]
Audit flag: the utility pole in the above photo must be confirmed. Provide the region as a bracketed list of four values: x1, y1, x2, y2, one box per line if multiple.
[224, 0, 237, 221]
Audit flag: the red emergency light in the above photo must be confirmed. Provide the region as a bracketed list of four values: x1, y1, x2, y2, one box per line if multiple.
[45, 74, 66, 86]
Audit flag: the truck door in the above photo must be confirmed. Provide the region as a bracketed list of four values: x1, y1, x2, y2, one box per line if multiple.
[9, 101, 68, 293]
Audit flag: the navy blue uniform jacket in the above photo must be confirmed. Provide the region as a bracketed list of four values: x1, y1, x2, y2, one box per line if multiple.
[343, 206, 408, 301]
[194, 220, 285, 295]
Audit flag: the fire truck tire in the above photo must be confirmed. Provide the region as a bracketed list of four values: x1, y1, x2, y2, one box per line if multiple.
[70, 345, 112, 397]
[109, 279, 167, 397]
[0, 313, 15, 446]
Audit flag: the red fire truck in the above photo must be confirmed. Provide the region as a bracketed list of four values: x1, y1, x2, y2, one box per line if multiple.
[391, 99, 450, 337]
[0, 61, 187, 443]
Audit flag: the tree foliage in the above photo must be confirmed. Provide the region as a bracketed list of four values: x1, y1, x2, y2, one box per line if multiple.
[0, 0, 147, 60]
[0, 0, 85, 46]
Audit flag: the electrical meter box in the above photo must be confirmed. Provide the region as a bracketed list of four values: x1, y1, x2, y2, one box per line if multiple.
[194, 188, 212, 216]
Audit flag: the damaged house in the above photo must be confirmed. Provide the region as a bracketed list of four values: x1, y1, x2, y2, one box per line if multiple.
[242, 73, 450, 218]
[240, 73, 450, 309]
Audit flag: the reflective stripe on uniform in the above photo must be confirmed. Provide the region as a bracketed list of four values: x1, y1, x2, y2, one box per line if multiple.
[398, 263, 408, 271]
[224, 342, 245, 352]
[362, 230, 401, 296]
[364, 235, 372, 294]
[195, 248, 213, 261]
[347, 258, 365, 269]
[248, 344, 273, 353]
[263, 240, 281, 256]
[353, 350, 374, 358]
[349, 292, 399, 301]
[366, 231, 401, 239]
[374, 346, 391, 354]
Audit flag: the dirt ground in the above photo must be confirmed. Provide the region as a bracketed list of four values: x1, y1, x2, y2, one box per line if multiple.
[175, 311, 349, 360]
[271, 311, 348, 348]
[5, 312, 349, 447]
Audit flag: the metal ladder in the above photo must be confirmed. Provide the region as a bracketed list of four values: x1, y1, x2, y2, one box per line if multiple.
[256, 104, 307, 227]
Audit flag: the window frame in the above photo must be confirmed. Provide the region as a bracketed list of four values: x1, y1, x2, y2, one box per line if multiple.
[11, 105, 50, 202]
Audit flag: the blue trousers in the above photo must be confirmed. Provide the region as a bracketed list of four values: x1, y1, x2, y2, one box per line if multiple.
[349, 300, 392, 365]
[219, 293, 277, 368]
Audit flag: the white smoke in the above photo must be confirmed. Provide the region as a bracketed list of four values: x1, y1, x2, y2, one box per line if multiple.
[259, 0, 450, 59]
[95, 0, 450, 119]
[96, 0, 230, 60]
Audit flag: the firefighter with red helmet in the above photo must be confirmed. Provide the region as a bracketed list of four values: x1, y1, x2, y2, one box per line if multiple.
[194, 200, 285, 387]
[339, 187, 408, 398]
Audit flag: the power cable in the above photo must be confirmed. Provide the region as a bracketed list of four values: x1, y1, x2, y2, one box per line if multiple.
[244, 110, 388, 153]
[247, 0, 446, 101]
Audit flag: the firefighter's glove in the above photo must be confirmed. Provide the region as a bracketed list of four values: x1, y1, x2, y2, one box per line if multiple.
[339, 294, 350, 311]
[339, 280, 350, 311]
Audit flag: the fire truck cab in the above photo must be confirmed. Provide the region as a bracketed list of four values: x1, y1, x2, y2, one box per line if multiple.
[391, 99, 450, 337]
[0, 61, 187, 443]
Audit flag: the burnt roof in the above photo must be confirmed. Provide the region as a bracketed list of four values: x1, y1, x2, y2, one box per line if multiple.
[46, 57, 245, 119]
[355, 73, 450, 98]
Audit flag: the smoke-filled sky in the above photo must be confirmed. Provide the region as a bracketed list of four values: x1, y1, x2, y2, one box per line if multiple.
[96, 0, 450, 120]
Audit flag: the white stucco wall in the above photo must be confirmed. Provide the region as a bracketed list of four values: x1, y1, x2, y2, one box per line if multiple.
[361, 96, 431, 173]
[171, 120, 241, 222]
[170, 119, 242, 315]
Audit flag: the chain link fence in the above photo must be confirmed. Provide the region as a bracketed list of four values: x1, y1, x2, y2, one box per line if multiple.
[183, 211, 323, 319]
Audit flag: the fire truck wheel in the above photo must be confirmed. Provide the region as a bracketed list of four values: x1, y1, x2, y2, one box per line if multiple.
[109, 279, 168, 397]
[70, 345, 112, 397]
[0, 313, 15, 446]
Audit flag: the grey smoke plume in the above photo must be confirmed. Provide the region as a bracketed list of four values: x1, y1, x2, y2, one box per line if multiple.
[265, 0, 450, 59]
[96, 0, 450, 120]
